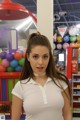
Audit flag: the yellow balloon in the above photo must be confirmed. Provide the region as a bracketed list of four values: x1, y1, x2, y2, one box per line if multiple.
[77, 35, 80, 41]
[0, 58, 2, 64]
[56, 36, 62, 42]
[0, 49, 2, 53]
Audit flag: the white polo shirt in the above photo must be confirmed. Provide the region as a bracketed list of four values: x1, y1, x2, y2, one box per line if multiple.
[12, 77, 68, 120]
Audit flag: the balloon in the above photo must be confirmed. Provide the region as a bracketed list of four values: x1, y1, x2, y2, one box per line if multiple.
[56, 36, 62, 42]
[70, 43, 74, 47]
[0, 49, 2, 53]
[1, 59, 10, 67]
[57, 44, 62, 49]
[0, 58, 2, 64]
[23, 48, 26, 57]
[63, 35, 70, 42]
[23, 50, 26, 57]
[63, 43, 69, 49]
[10, 60, 18, 68]
[15, 65, 22, 72]
[18, 49, 23, 53]
[7, 66, 14, 72]
[69, 26, 78, 36]
[0, 65, 6, 72]
[6, 53, 14, 61]
[0, 51, 7, 59]
[14, 52, 23, 60]
[77, 35, 80, 41]
[19, 58, 25, 66]
[70, 36, 76, 42]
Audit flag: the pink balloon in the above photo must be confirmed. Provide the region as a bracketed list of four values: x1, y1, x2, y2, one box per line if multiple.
[57, 44, 62, 49]
[1, 59, 10, 67]
[23, 51, 26, 57]
[63, 43, 69, 49]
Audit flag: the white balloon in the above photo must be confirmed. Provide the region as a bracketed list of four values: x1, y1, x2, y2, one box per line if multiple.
[69, 25, 78, 36]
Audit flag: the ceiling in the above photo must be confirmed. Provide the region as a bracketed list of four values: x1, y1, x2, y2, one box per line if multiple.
[0, 0, 80, 37]
[11, 0, 80, 27]
[54, 0, 80, 29]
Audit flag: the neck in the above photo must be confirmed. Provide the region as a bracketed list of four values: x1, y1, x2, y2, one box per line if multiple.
[33, 72, 46, 77]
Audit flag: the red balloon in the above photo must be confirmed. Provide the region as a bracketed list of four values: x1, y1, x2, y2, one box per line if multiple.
[14, 52, 23, 60]
[0, 65, 6, 72]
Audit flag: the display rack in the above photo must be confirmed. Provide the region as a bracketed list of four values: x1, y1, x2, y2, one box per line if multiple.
[72, 74, 80, 117]
[66, 46, 80, 117]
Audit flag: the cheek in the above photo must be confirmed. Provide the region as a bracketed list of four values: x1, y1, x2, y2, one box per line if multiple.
[45, 59, 49, 66]
[29, 60, 36, 68]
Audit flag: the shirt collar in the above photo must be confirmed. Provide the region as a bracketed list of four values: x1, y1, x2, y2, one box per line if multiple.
[27, 77, 52, 85]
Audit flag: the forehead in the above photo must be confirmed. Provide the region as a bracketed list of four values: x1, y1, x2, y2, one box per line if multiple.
[31, 45, 49, 54]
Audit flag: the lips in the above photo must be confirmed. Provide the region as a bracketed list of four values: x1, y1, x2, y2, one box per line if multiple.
[37, 67, 43, 69]
[36, 67, 44, 71]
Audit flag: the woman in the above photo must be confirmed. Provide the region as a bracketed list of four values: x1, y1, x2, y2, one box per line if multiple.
[12, 32, 72, 120]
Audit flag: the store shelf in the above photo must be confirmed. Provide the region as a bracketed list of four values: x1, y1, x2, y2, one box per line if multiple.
[73, 94, 80, 96]
[66, 47, 80, 117]
[73, 100, 80, 102]
[73, 111, 80, 113]
[73, 81, 80, 82]
[73, 87, 80, 89]
[72, 74, 80, 116]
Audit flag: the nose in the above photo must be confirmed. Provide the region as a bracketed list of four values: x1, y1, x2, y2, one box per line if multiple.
[38, 58, 43, 65]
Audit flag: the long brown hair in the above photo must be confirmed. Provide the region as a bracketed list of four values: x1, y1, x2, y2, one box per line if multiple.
[20, 32, 71, 101]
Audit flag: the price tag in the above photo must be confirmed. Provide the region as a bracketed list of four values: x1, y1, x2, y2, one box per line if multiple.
[0, 114, 5, 120]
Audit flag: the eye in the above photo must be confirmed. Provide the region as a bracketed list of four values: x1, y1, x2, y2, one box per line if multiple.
[33, 55, 39, 59]
[43, 55, 49, 59]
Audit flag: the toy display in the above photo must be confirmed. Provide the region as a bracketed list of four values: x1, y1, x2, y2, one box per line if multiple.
[0, 50, 25, 72]
[0, 28, 25, 118]
[53, 25, 80, 51]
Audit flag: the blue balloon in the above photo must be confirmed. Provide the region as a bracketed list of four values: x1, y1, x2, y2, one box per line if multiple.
[63, 35, 70, 42]
[10, 60, 18, 67]
[15, 66, 22, 72]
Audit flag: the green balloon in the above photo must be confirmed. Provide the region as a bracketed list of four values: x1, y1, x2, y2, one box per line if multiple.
[7, 66, 14, 72]
[19, 58, 25, 66]
[70, 36, 76, 42]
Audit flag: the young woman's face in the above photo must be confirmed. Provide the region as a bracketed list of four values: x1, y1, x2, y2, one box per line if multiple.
[27, 45, 50, 75]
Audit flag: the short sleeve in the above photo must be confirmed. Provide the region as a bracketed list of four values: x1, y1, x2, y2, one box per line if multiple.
[60, 80, 68, 91]
[12, 81, 23, 99]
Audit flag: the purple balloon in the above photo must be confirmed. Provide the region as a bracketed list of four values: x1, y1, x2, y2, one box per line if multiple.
[0, 52, 7, 59]
[6, 53, 14, 61]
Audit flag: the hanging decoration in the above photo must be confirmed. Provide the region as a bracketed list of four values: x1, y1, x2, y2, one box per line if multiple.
[57, 25, 67, 38]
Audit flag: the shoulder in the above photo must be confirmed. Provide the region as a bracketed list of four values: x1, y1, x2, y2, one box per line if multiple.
[54, 76, 68, 91]
[13, 79, 30, 90]
[12, 79, 29, 99]
[58, 79, 68, 90]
